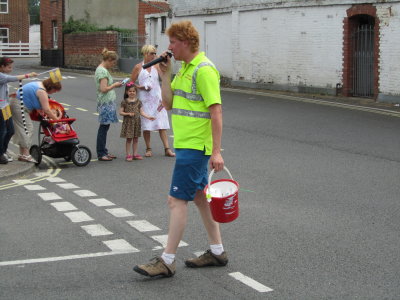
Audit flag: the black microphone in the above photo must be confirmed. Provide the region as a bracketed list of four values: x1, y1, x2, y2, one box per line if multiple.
[142, 51, 172, 69]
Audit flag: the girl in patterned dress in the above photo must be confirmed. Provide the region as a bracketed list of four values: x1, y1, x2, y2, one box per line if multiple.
[119, 82, 155, 161]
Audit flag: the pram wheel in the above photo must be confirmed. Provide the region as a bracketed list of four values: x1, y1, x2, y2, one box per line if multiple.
[30, 145, 42, 166]
[71, 145, 91, 167]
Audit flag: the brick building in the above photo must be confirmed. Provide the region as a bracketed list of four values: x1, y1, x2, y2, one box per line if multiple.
[138, 0, 170, 36]
[40, 0, 64, 66]
[0, 0, 29, 43]
[40, 0, 170, 69]
[148, 0, 400, 103]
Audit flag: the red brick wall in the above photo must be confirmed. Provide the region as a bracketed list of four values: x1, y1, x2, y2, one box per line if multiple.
[342, 4, 380, 99]
[40, 0, 64, 50]
[0, 0, 29, 42]
[64, 31, 118, 69]
[138, 1, 169, 36]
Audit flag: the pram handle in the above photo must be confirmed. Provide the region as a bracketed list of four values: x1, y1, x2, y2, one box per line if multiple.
[47, 118, 76, 123]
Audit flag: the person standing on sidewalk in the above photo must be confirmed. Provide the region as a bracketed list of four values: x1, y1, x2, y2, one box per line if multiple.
[0, 57, 37, 164]
[95, 48, 122, 161]
[133, 20, 227, 278]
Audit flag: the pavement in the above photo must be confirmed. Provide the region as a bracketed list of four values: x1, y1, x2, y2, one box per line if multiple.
[0, 150, 37, 182]
[1, 57, 399, 183]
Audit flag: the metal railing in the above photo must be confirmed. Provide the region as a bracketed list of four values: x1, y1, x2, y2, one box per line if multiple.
[0, 42, 40, 57]
[351, 24, 374, 98]
[118, 32, 146, 59]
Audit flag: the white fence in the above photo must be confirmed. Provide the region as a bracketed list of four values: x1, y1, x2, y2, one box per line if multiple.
[0, 42, 40, 57]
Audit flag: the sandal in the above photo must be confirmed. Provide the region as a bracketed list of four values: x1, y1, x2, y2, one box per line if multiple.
[133, 154, 143, 160]
[145, 148, 152, 157]
[126, 155, 133, 161]
[98, 155, 113, 161]
[18, 154, 37, 163]
[165, 148, 176, 157]
[107, 153, 117, 159]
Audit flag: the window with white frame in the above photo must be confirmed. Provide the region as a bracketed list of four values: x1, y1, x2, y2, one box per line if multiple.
[52, 21, 58, 49]
[0, 0, 8, 14]
[0, 28, 9, 42]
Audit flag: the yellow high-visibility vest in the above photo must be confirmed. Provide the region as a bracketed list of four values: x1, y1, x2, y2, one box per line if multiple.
[171, 52, 221, 155]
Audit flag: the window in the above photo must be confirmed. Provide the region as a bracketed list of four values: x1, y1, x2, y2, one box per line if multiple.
[161, 16, 167, 33]
[52, 21, 58, 49]
[0, 28, 9, 43]
[0, 0, 8, 14]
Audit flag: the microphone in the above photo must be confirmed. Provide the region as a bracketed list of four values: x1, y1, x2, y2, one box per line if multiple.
[142, 51, 172, 69]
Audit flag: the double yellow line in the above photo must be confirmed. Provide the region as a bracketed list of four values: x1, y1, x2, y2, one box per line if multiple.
[0, 156, 61, 190]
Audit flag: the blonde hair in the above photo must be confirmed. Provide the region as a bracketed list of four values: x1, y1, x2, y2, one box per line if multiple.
[101, 48, 118, 61]
[141, 45, 157, 55]
[166, 20, 199, 52]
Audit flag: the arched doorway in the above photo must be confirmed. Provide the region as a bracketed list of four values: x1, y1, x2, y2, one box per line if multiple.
[351, 15, 375, 97]
[342, 5, 379, 99]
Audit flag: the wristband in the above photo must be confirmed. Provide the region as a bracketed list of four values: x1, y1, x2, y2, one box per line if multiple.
[24, 74, 29, 78]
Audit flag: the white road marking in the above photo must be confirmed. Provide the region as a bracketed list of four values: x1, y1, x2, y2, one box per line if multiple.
[64, 211, 94, 223]
[194, 251, 204, 257]
[50, 202, 78, 212]
[88, 198, 115, 207]
[127, 220, 161, 232]
[103, 239, 139, 252]
[13, 179, 33, 185]
[60, 102, 71, 107]
[0, 250, 137, 266]
[38, 192, 62, 201]
[76, 108, 88, 111]
[105, 208, 134, 218]
[152, 246, 163, 251]
[74, 190, 97, 197]
[57, 183, 80, 189]
[151, 235, 188, 247]
[81, 224, 113, 236]
[93, 113, 99, 116]
[46, 177, 66, 183]
[34, 172, 52, 177]
[229, 272, 273, 293]
[24, 185, 46, 191]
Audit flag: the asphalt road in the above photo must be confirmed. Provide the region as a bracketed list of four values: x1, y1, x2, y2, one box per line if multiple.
[1, 60, 399, 299]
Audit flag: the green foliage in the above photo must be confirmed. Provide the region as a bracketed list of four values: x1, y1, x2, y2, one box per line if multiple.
[29, 0, 40, 24]
[62, 17, 134, 34]
[62, 17, 98, 34]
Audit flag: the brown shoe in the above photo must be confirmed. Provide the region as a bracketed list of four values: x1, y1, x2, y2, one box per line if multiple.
[133, 257, 176, 277]
[185, 249, 228, 268]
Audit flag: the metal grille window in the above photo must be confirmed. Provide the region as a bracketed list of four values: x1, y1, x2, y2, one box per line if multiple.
[0, 28, 8, 42]
[351, 23, 374, 98]
[118, 32, 146, 59]
[0, 0, 8, 14]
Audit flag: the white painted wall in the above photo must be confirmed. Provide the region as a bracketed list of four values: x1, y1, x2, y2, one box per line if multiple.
[147, 0, 400, 101]
[377, 3, 400, 99]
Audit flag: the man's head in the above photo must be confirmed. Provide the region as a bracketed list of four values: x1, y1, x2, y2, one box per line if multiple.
[166, 20, 199, 60]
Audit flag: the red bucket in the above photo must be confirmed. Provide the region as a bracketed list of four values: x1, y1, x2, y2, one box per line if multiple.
[204, 167, 239, 223]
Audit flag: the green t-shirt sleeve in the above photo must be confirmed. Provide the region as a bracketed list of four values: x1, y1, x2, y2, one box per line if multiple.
[96, 67, 108, 80]
[196, 66, 221, 108]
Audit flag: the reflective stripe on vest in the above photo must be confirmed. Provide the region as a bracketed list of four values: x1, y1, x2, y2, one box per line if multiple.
[172, 108, 210, 119]
[173, 62, 216, 103]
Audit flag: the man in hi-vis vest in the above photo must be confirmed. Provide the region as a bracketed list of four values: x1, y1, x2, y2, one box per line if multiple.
[134, 20, 227, 278]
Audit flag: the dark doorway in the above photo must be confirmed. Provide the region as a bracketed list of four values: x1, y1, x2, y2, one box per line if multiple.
[350, 15, 375, 97]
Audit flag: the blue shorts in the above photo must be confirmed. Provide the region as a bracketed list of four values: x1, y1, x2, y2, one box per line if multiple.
[169, 149, 210, 201]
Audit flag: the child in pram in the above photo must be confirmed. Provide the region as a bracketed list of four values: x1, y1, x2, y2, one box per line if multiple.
[29, 98, 92, 167]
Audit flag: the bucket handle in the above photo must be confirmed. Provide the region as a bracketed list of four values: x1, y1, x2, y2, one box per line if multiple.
[206, 166, 234, 202]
